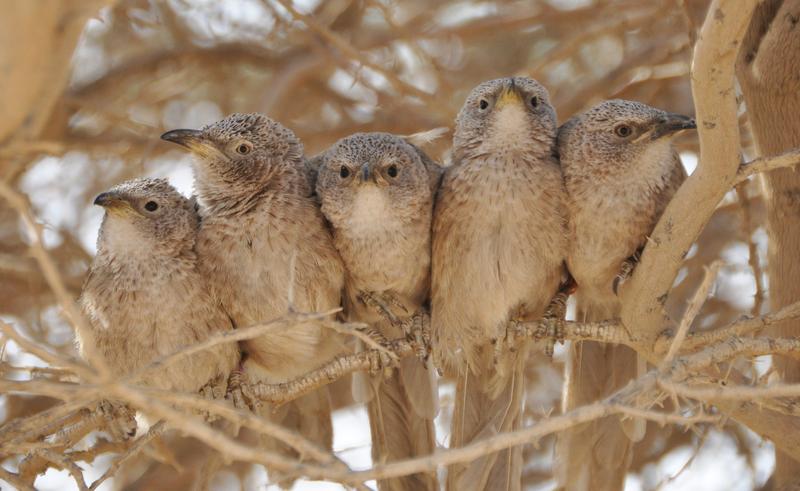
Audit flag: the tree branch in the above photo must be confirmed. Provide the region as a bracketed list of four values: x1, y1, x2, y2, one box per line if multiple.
[619, 0, 759, 346]
[736, 147, 800, 183]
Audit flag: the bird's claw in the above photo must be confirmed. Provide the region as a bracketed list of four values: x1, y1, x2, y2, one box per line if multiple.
[359, 327, 398, 378]
[359, 290, 407, 325]
[540, 290, 569, 357]
[493, 319, 522, 367]
[404, 310, 432, 362]
[97, 400, 137, 441]
[613, 253, 640, 295]
[226, 369, 259, 412]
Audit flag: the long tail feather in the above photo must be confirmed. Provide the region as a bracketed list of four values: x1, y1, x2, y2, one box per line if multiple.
[369, 361, 438, 491]
[555, 300, 640, 491]
[448, 348, 526, 491]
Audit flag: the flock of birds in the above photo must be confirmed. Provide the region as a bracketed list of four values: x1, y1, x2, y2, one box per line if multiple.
[78, 76, 696, 491]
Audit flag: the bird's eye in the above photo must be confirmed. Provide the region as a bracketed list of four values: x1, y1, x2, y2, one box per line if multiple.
[479, 99, 489, 110]
[387, 165, 398, 178]
[529, 96, 539, 108]
[340, 166, 350, 178]
[144, 201, 159, 212]
[614, 125, 633, 137]
[236, 142, 252, 155]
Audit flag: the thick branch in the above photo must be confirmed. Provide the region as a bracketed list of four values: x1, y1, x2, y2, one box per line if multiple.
[619, 0, 759, 345]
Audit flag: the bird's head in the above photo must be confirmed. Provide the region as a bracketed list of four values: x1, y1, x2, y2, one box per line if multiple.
[315, 132, 438, 232]
[557, 99, 696, 173]
[94, 178, 198, 257]
[453, 77, 557, 160]
[161, 113, 304, 205]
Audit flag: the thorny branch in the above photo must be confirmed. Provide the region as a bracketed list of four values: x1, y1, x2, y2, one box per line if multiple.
[3, 0, 800, 487]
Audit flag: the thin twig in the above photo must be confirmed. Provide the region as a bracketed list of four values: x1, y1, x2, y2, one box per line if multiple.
[736, 147, 800, 183]
[88, 421, 166, 491]
[0, 181, 108, 379]
[681, 301, 800, 351]
[735, 182, 765, 316]
[662, 261, 721, 365]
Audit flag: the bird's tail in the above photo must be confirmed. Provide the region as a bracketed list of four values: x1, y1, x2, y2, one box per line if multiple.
[555, 300, 643, 491]
[447, 347, 527, 491]
[257, 389, 333, 488]
[367, 356, 438, 491]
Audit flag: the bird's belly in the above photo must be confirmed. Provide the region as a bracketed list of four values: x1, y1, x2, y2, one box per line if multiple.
[449, 200, 563, 332]
[568, 207, 649, 294]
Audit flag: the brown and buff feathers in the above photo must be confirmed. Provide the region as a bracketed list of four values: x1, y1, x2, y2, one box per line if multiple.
[162, 114, 345, 487]
[556, 99, 694, 491]
[315, 132, 441, 491]
[431, 78, 568, 491]
[80, 178, 240, 436]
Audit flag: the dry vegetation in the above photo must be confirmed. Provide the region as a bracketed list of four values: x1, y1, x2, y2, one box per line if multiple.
[2, 0, 800, 489]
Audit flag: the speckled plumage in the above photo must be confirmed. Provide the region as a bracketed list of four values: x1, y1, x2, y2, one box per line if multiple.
[316, 132, 441, 491]
[162, 114, 345, 483]
[79, 177, 239, 395]
[556, 99, 692, 491]
[431, 78, 568, 491]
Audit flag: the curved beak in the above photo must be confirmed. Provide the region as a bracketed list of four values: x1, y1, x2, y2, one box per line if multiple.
[161, 129, 202, 147]
[360, 163, 371, 182]
[651, 113, 696, 140]
[161, 129, 217, 158]
[94, 191, 135, 214]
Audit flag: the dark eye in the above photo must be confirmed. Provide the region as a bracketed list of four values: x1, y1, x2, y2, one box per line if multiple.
[614, 125, 632, 137]
[387, 165, 398, 178]
[236, 143, 252, 155]
[479, 99, 489, 110]
[529, 96, 539, 108]
[144, 201, 158, 212]
[340, 166, 350, 178]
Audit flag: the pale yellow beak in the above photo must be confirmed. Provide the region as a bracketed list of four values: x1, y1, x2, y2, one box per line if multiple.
[494, 86, 524, 109]
[94, 192, 138, 216]
[161, 129, 219, 159]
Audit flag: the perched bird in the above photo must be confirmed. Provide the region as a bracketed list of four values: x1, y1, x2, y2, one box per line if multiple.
[431, 77, 568, 491]
[79, 178, 240, 436]
[315, 132, 441, 491]
[161, 114, 345, 483]
[555, 100, 695, 491]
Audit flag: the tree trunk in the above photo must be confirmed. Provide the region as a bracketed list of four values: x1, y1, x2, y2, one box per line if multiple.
[0, 1, 104, 147]
[737, 0, 800, 486]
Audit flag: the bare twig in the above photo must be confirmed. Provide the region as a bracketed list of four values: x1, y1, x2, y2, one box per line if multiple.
[88, 422, 166, 491]
[0, 182, 108, 379]
[735, 182, 765, 316]
[0, 467, 36, 491]
[681, 301, 800, 351]
[252, 338, 415, 404]
[662, 261, 722, 364]
[736, 147, 800, 183]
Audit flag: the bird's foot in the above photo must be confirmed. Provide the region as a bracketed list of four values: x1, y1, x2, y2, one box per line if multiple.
[539, 289, 570, 357]
[613, 251, 642, 295]
[359, 290, 407, 325]
[226, 368, 259, 412]
[358, 327, 398, 378]
[199, 381, 222, 422]
[494, 317, 523, 367]
[403, 309, 432, 362]
[97, 400, 137, 441]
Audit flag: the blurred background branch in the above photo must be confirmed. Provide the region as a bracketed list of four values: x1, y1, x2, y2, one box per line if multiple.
[1, 0, 796, 489]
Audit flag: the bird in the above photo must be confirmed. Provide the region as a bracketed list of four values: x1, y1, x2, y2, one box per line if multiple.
[161, 113, 345, 485]
[314, 132, 441, 491]
[430, 77, 568, 491]
[79, 177, 240, 437]
[555, 99, 695, 491]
